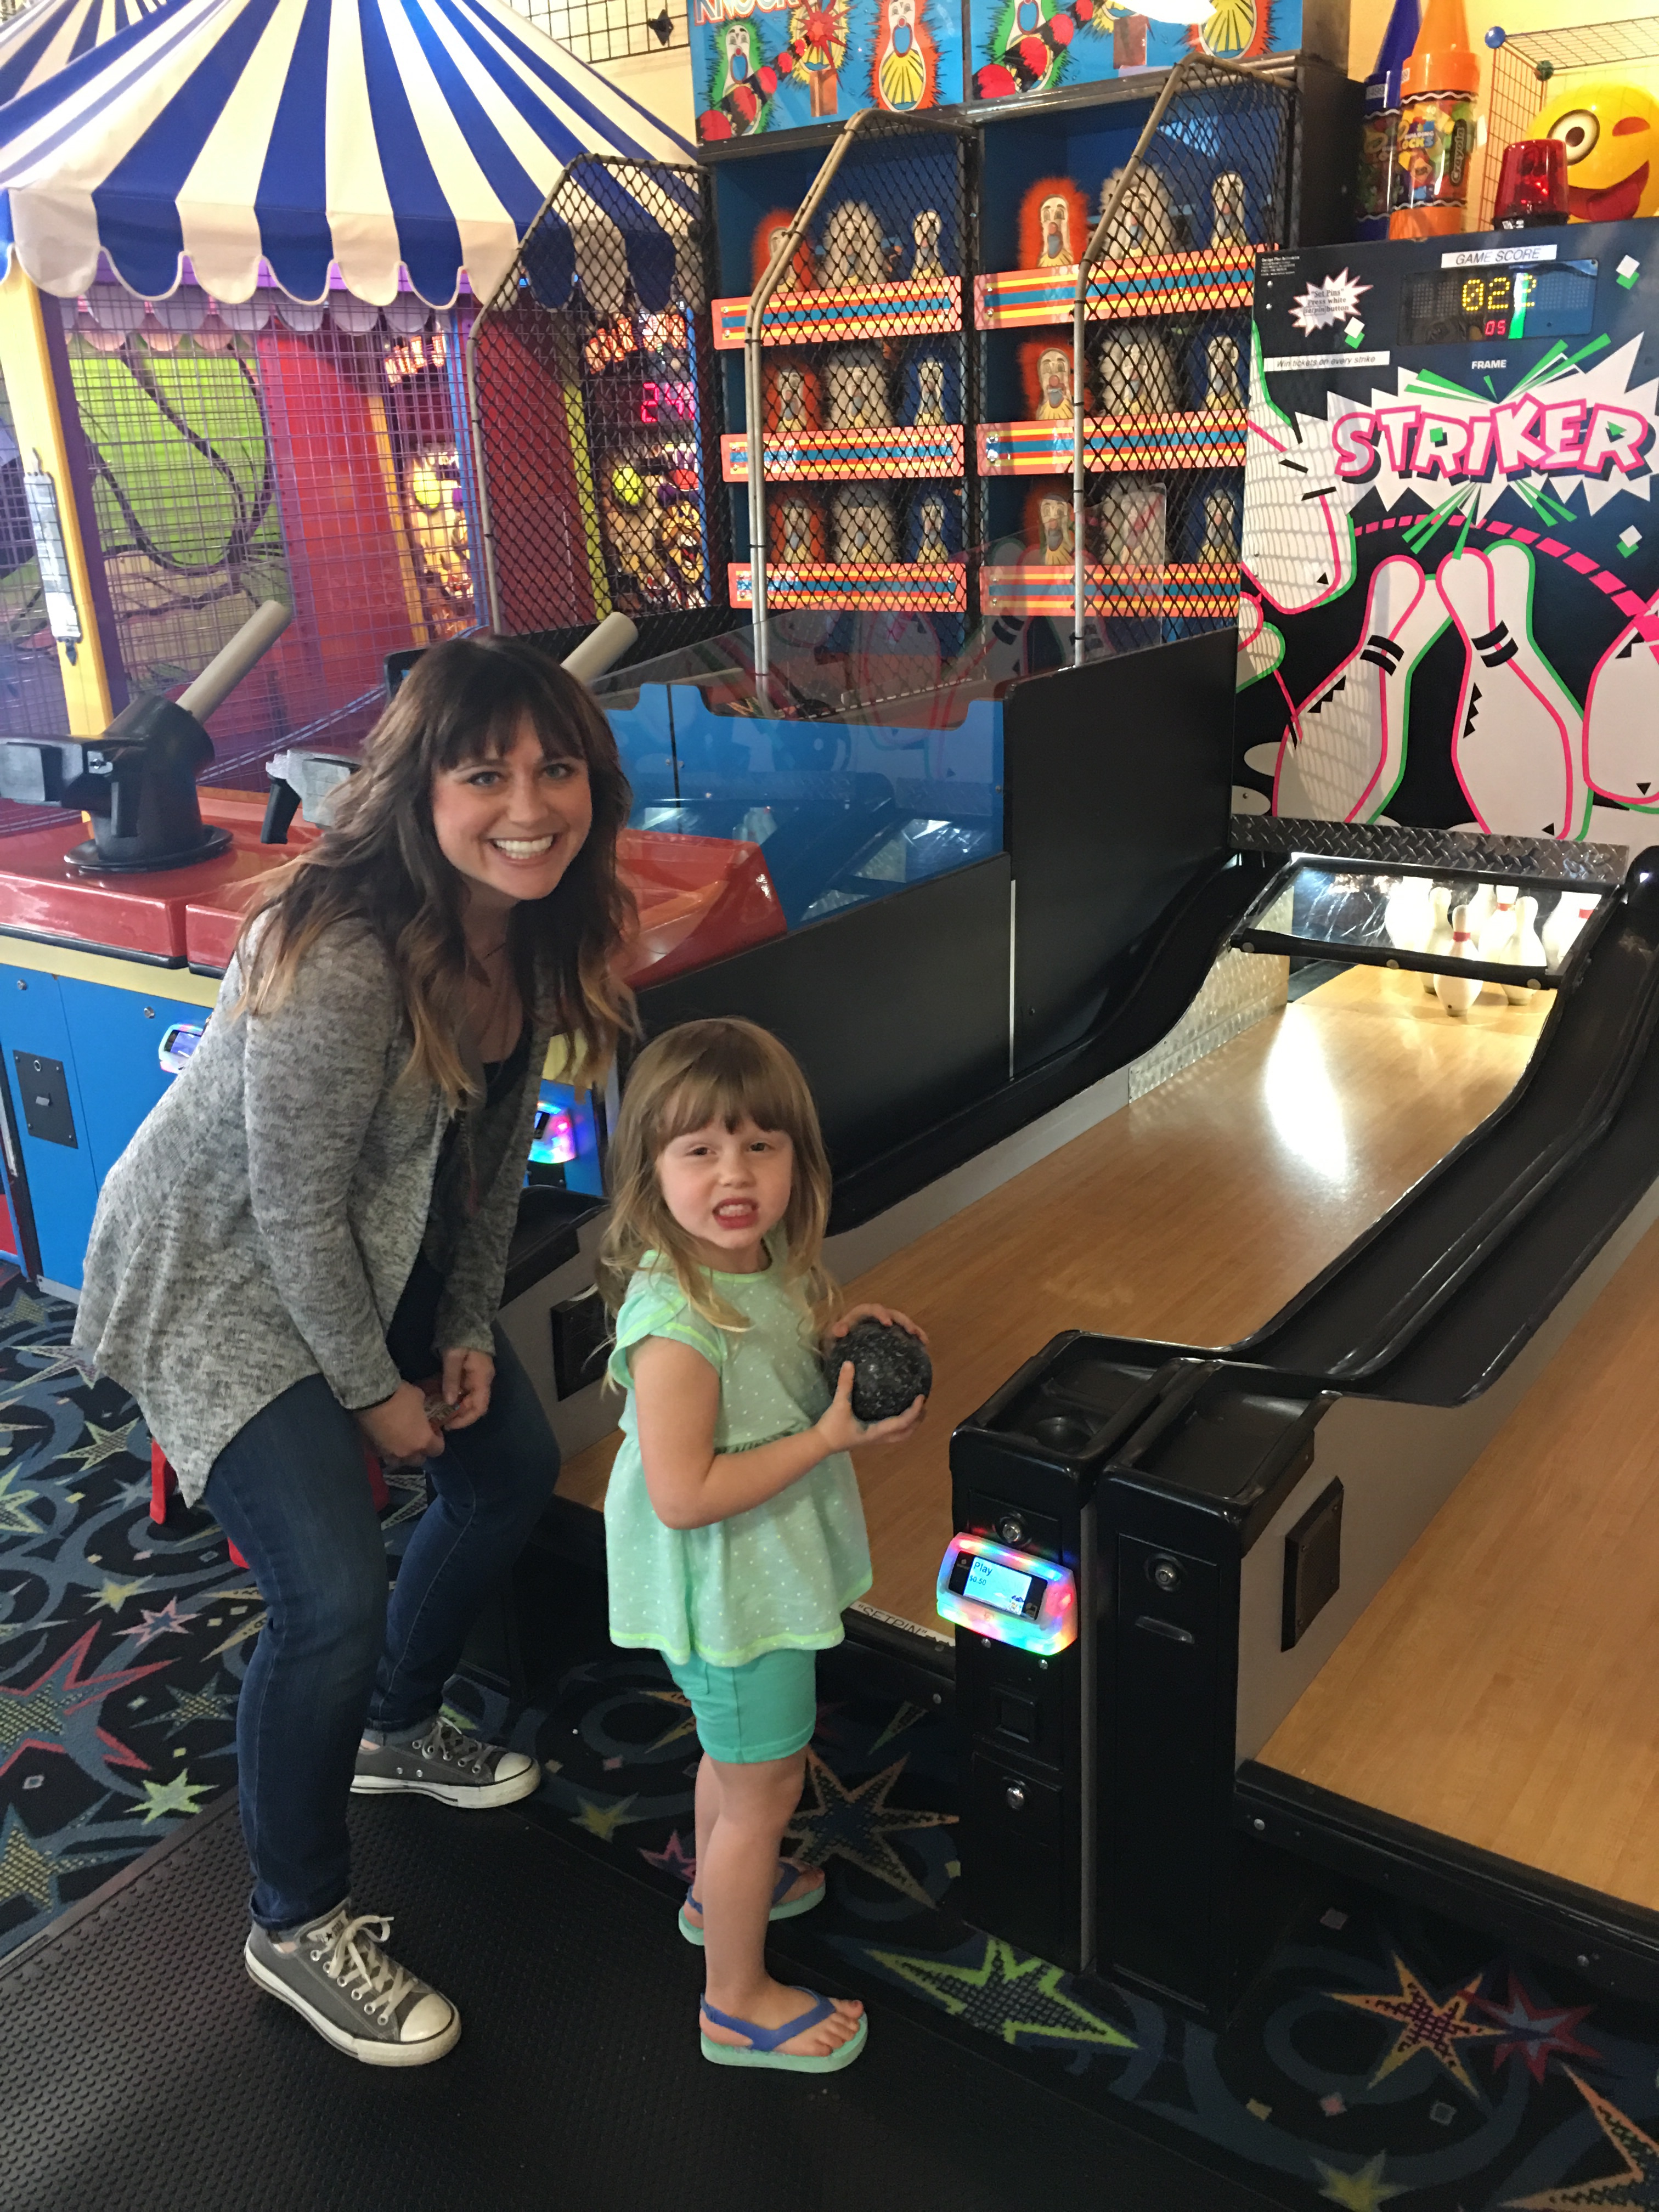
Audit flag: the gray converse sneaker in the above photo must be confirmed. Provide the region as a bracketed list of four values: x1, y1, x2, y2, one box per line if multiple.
[244, 1905, 460, 2066]
[351, 1716, 541, 1809]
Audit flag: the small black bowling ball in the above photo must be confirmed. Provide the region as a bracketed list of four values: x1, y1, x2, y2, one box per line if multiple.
[825, 1318, 933, 1424]
[1034, 1412, 1092, 1453]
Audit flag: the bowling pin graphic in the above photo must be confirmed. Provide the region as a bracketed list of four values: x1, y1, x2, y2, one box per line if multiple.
[1434, 904, 1483, 1016]
[1422, 884, 1454, 995]
[1276, 556, 1447, 822]
[1583, 589, 1659, 808]
[1437, 545, 1585, 840]
[1237, 591, 1284, 693]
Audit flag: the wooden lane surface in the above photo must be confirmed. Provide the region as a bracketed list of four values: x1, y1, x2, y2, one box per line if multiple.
[557, 966, 1550, 1631]
[1258, 1216, 1659, 1912]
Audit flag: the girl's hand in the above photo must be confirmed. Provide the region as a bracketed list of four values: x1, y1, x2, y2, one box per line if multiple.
[439, 1348, 495, 1431]
[831, 1302, 929, 1346]
[816, 1360, 928, 1454]
[359, 1381, 444, 1468]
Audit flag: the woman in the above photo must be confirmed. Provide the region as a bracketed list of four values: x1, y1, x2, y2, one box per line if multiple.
[73, 635, 634, 2066]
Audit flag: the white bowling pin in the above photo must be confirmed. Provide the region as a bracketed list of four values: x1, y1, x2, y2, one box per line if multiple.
[1276, 556, 1449, 822]
[1422, 884, 1454, 993]
[1477, 885, 1527, 1004]
[1383, 874, 1436, 955]
[1463, 880, 1497, 940]
[1541, 892, 1597, 970]
[1583, 590, 1659, 806]
[1434, 904, 1483, 1015]
[1437, 545, 1585, 840]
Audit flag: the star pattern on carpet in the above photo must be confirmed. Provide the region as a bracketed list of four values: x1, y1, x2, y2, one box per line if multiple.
[91, 1578, 143, 1615]
[0, 1802, 56, 1910]
[113, 1597, 198, 1651]
[639, 1829, 697, 1883]
[0, 1466, 43, 1536]
[1314, 2151, 1408, 2210]
[570, 1792, 640, 1842]
[143, 1678, 237, 1740]
[57, 1418, 139, 1475]
[869, 1700, 933, 1752]
[0, 1624, 167, 1783]
[1505, 2070, 1659, 2208]
[1332, 1956, 1506, 2096]
[1476, 1972, 1598, 2085]
[868, 1933, 1135, 2054]
[138, 1769, 213, 1822]
[786, 1750, 955, 1907]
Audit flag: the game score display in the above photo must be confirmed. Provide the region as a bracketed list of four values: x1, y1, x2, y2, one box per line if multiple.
[1398, 260, 1599, 346]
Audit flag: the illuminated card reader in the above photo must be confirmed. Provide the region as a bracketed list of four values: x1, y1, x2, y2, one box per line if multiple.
[936, 1531, 1079, 1657]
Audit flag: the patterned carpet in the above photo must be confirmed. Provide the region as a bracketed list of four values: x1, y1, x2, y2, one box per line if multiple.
[9, 1272, 1659, 2209]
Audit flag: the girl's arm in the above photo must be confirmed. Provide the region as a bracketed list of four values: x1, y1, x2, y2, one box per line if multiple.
[632, 1334, 923, 1531]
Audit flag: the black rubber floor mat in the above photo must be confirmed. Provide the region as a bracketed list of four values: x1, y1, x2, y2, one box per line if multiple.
[0, 1793, 1279, 2212]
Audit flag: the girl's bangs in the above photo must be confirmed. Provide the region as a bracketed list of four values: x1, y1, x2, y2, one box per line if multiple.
[654, 1059, 806, 1149]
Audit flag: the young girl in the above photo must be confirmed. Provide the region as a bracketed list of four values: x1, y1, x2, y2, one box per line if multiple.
[599, 1018, 926, 2074]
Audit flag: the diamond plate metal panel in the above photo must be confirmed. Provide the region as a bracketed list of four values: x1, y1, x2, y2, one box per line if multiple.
[1230, 815, 1628, 888]
[1127, 947, 1288, 1103]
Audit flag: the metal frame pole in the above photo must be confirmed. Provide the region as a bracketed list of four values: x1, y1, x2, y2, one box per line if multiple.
[744, 109, 872, 682]
[1070, 53, 1273, 668]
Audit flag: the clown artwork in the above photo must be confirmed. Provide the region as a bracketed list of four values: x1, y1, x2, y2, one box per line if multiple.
[981, 0, 1070, 98]
[872, 0, 939, 111]
[1036, 493, 1076, 566]
[403, 444, 473, 637]
[1018, 179, 1088, 272]
[1039, 196, 1075, 268]
[1033, 347, 1074, 422]
[702, 23, 776, 138]
[791, 0, 849, 117]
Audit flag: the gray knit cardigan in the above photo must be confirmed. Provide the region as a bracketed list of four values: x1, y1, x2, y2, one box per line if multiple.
[72, 924, 552, 1504]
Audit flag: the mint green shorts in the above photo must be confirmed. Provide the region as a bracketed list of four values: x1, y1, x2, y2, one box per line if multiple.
[666, 1647, 818, 1765]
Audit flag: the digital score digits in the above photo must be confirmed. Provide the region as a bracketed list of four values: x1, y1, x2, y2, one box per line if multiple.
[1398, 261, 1599, 346]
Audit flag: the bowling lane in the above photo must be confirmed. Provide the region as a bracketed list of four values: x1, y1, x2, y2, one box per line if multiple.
[556, 964, 1551, 1631]
[1257, 1215, 1659, 1915]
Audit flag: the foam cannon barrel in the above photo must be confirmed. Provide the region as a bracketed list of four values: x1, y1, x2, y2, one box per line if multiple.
[0, 598, 292, 873]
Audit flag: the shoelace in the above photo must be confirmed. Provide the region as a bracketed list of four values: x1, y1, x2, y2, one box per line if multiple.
[415, 1718, 494, 1775]
[304, 1910, 418, 2024]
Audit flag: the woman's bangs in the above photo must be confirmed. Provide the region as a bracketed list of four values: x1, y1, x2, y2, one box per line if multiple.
[437, 688, 584, 775]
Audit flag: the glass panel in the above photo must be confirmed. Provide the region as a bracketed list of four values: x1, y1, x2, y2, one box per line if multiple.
[1246, 863, 1607, 975]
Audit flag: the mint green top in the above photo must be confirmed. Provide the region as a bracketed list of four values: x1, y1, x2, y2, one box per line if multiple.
[603, 1247, 871, 1668]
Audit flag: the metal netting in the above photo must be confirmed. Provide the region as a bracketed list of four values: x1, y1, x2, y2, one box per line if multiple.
[1480, 17, 1659, 227]
[60, 286, 479, 781]
[0, 366, 70, 749]
[740, 112, 976, 664]
[470, 154, 729, 652]
[512, 0, 685, 63]
[977, 55, 1293, 664]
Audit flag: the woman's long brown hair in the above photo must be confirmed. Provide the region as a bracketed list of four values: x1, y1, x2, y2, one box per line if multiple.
[235, 634, 636, 1103]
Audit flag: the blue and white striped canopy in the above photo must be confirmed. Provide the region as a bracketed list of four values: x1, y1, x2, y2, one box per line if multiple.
[0, 0, 696, 308]
[0, 0, 167, 107]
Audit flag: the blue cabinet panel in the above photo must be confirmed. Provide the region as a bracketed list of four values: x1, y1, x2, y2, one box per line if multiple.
[0, 967, 101, 1291]
[60, 978, 207, 1191]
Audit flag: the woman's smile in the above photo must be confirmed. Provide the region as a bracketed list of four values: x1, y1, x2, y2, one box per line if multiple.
[431, 719, 593, 914]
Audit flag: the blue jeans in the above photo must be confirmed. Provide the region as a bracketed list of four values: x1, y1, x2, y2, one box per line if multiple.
[205, 1321, 559, 1931]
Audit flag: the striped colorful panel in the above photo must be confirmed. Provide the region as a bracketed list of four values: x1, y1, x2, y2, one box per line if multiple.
[980, 562, 1238, 617]
[713, 280, 963, 351]
[978, 412, 1248, 476]
[973, 251, 1262, 332]
[728, 562, 968, 613]
[721, 426, 966, 483]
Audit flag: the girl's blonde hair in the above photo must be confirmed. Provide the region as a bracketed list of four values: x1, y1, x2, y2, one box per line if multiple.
[235, 634, 636, 1105]
[597, 1018, 837, 1336]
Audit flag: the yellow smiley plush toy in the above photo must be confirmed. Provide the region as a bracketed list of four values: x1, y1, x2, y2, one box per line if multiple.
[1535, 77, 1659, 222]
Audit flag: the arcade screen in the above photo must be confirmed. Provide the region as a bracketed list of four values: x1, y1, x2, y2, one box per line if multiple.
[529, 1080, 602, 1198]
[963, 1554, 1042, 1618]
[1397, 260, 1598, 345]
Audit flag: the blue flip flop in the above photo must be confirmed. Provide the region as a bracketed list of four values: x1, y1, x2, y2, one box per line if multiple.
[700, 1990, 867, 2073]
[679, 1861, 825, 1946]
